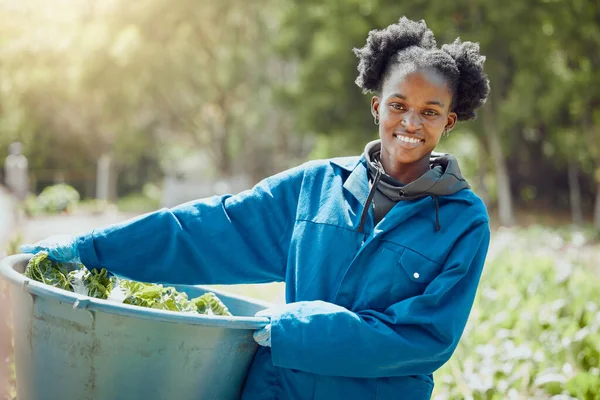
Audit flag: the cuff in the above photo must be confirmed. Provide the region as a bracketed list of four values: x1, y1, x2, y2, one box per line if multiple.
[76, 231, 101, 268]
[269, 303, 296, 368]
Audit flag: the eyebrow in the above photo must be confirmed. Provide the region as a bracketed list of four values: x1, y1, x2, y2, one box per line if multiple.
[390, 93, 445, 108]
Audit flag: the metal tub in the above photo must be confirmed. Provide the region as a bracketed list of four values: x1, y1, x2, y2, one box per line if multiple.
[0, 254, 270, 400]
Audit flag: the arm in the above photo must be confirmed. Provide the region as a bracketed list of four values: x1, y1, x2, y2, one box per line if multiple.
[268, 221, 490, 378]
[76, 165, 305, 285]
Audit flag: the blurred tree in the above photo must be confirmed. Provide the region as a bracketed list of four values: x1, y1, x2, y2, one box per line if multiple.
[0, 0, 307, 197]
[275, 0, 524, 225]
[275, 0, 600, 227]
[90, 0, 308, 181]
[1, 0, 599, 226]
[542, 0, 600, 228]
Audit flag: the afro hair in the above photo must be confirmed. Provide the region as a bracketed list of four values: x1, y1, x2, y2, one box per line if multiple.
[353, 17, 490, 121]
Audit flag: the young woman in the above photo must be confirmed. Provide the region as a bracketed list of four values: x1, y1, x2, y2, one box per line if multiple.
[22, 17, 491, 400]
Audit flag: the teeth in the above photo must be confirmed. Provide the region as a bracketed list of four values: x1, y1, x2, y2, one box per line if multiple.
[395, 135, 421, 144]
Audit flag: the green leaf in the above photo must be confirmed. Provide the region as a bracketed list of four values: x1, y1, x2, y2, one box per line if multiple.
[191, 292, 232, 316]
[566, 372, 600, 399]
[23, 253, 231, 316]
[24, 252, 73, 292]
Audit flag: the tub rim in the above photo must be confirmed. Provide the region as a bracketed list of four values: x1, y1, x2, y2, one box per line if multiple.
[0, 253, 271, 330]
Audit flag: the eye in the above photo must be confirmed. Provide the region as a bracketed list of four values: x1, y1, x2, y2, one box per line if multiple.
[389, 103, 406, 111]
[423, 109, 439, 117]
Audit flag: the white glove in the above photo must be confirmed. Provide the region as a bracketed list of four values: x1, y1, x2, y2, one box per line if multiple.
[253, 309, 273, 347]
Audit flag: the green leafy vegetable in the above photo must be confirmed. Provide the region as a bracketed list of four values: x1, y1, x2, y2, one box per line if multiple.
[192, 292, 231, 316]
[68, 267, 114, 300]
[117, 280, 198, 313]
[113, 280, 232, 315]
[24, 252, 232, 316]
[24, 251, 74, 291]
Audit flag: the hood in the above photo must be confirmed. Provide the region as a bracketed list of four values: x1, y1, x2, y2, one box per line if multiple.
[363, 140, 469, 200]
[356, 140, 470, 233]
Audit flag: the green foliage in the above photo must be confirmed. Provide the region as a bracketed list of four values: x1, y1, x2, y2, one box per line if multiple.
[116, 280, 199, 313]
[192, 292, 232, 316]
[23, 252, 232, 316]
[2, 1, 599, 214]
[36, 184, 80, 214]
[276, 0, 600, 214]
[116, 183, 162, 213]
[20, 195, 42, 217]
[5, 233, 23, 257]
[116, 193, 160, 214]
[565, 372, 600, 400]
[112, 280, 232, 316]
[68, 267, 114, 300]
[76, 199, 111, 215]
[0, 0, 303, 198]
[432, 227, 600, 399]
[21, 184, 81, 216]
[23, 252, 74, 291]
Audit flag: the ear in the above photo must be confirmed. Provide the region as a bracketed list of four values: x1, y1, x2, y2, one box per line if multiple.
[371, 96, 380, 119]
[445, 111, 458, 131]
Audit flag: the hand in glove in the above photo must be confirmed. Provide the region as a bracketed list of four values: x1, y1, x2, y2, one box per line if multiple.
[253, 308, 273, 347]
[20, 234, 81, 263]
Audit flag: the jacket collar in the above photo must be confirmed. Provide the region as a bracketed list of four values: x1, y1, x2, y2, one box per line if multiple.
[330, 157, 369, 206]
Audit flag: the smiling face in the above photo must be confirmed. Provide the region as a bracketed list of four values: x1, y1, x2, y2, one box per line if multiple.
[371, 65, 457, 183]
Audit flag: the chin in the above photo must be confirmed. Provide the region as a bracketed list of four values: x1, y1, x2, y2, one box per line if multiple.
[390, 148, 427, 165]
[392, 154, 422, 165]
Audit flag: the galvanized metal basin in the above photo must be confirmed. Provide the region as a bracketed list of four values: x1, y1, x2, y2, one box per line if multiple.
[0, 254, 270, 400]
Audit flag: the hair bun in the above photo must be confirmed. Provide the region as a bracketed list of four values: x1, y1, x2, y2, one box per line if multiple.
[354, 17, 437, 93]
[442, 38, 490, 120]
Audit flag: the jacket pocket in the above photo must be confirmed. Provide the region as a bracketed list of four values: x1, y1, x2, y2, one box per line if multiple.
[365, 245, 442, 311]
[398, 247, 442, 285]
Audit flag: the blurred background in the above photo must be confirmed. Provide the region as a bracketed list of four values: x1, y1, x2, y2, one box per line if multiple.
[0, 0, 599, 399]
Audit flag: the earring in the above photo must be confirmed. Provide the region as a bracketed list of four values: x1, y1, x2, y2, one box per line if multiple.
[374, 115, 379, 125]
[443, 128, 450, 137]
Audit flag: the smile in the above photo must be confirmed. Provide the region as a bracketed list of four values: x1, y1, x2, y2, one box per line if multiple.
[393, 134, 423, 144]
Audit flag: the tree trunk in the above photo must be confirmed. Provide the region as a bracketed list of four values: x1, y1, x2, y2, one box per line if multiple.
[486, 123, 515, 227]
[567, 160, 584, 226]
[489, 133, 514, 226]
[211, 99, 232, 178]
[216, 123, 231, 178]
[476, 135, 491, 208]
[594, 175, 600, 230]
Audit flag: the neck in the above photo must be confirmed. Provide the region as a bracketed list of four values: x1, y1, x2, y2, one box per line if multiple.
[379, 151, 431, 184]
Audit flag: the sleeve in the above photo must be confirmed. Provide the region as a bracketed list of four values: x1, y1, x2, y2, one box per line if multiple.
[269, 221, 491, 378]
[75, 164, 305, 285]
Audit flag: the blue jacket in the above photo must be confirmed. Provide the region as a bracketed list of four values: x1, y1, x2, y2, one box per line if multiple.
[77, 155, 490, 400]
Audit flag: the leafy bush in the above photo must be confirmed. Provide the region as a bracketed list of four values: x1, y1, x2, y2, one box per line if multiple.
[23, 184, 81, 215]
[77, 199, 111, 215]
[433, 227, 600, 400]
[20, 194, 42, 217]
[4, 233, 22, 257]
[116, 183, 161, 213]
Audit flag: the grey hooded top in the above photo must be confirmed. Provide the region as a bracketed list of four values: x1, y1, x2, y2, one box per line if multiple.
[363, 140, 470, 229]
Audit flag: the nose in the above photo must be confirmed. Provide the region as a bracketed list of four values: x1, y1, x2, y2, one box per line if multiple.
[401, 110, 422, 131]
